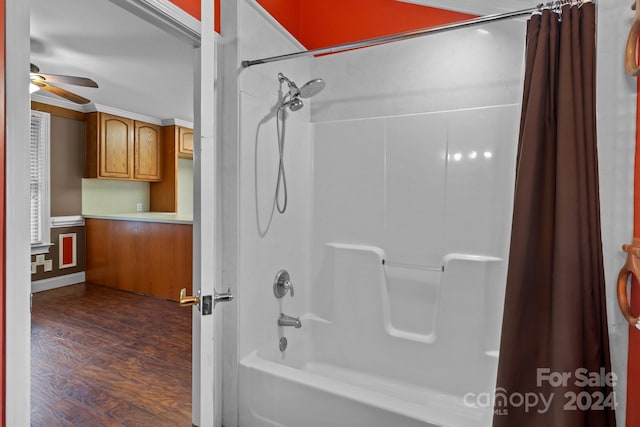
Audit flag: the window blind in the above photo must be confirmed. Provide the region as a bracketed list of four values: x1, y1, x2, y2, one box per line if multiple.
[30, 110, 50, 246]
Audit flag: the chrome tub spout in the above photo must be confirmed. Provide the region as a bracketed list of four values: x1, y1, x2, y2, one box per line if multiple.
[278, 313, 302, 328]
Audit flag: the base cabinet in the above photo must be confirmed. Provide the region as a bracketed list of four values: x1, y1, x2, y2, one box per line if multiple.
[85, 218, 192, 301]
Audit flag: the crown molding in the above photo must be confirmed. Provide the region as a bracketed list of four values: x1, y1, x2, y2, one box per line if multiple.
[91, 103, 164, 125]
[161, 117, 194, 128]
[30, 95, 194, 127]
[30, 93, 86, 113]
[108, 0, 201, 46]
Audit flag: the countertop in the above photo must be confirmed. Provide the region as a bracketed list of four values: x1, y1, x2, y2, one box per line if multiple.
[83, 212, 193, 225]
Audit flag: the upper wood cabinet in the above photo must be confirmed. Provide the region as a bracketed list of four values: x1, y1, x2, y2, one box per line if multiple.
[178, 126, 193, 159]
[86, 112, 162, 182]
[150, 126, 179, 212]
[86, 112, 134, 179]
[134, 121, 162, 181]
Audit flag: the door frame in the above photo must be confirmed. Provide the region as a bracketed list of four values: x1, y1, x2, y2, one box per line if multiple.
[4, 1, 217, 425]
[5, 1, 33, 424]
[193, 0, 219, 425]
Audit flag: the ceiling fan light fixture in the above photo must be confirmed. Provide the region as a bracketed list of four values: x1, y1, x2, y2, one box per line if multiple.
[28, 63, 97, 104]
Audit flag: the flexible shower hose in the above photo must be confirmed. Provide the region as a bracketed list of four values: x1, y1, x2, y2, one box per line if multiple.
[276, 104, 288, 214]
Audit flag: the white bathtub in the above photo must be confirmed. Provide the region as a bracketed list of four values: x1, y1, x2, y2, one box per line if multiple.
[239, 244, 506, 427]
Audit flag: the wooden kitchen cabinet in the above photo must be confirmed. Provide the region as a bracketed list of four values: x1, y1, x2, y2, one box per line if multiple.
[150, 124, 193, 212]
[134, 121, 162, 181]
[86, 112, 162, 182]
[86, 112, 133, 179]
[85, 218, 192, 301]
[178, 125, 193, 159]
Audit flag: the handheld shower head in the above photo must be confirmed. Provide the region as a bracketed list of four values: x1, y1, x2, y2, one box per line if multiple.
[299, 78, 325, 98]
[277, 73, 325, 112]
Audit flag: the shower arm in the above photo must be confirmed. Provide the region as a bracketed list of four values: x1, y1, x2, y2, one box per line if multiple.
[278, 73, 300, 98]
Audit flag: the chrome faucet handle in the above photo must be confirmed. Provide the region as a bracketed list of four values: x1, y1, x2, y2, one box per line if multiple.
[284, 280, 294, 297]
[274, 270, 294, 298]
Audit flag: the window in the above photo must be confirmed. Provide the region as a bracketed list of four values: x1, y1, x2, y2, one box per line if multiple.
[30, 110, 51, 253]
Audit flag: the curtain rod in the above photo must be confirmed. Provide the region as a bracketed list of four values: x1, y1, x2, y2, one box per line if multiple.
[241, 1, 582, 68]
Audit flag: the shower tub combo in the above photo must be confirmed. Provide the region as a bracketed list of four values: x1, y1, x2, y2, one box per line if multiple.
[238, 16, 521, 422]
[240, 244, 509, 427]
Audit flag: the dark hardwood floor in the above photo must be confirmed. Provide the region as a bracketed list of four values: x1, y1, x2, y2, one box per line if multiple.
[31, 283, 192, 426]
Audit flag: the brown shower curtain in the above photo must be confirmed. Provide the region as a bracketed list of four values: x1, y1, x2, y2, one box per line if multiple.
[494, 3, 616, 426]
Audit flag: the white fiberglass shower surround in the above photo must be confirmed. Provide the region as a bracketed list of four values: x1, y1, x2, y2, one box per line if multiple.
[231, 1, 628, 427]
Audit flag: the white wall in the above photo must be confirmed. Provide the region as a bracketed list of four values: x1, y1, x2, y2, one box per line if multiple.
[236, 0, 312, 363]
[596, 2, 637, 425]
[311, 20, 525, 122]
[81, 159, 195, 216]
[233, 4, 315, 424]
[308, 19, 524, 399]
[177, 158, 194, 215]
[81, 178, 150, 214]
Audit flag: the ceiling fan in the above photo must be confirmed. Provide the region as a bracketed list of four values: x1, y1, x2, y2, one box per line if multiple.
[30, 63, 98, 105]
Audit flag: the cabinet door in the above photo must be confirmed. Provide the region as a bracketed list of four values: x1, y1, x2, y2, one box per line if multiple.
[134, 121, 162, 181]
[99, 114, 134, 179]
[178, 126, 193, 159]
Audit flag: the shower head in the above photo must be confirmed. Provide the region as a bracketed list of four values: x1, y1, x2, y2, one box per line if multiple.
[298, 78, 325, 98]
[278, 73, 326, 99]
[278, 72, 325, 112]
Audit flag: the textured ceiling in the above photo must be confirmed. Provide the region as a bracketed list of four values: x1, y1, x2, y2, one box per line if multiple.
[30, 0, 195, 123]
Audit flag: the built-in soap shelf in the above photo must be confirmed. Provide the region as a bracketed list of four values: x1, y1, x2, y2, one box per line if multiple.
[382, 261, 442, 343]
[325, 242, 507, 351]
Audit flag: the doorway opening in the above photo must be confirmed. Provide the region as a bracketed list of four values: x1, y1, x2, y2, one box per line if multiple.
[28, 0, 197, 424]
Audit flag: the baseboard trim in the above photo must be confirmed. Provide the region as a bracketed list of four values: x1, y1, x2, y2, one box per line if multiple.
[32, 272, 86, 293]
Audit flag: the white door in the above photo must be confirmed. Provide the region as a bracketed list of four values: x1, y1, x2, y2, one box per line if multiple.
[105, 0, 225, 424]
[189, 0, 224, 425]
[114, 1, 224, 425]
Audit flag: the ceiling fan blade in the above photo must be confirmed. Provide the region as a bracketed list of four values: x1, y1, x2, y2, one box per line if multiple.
[32, 81, 91, 105]
[31, 72, 98, 88]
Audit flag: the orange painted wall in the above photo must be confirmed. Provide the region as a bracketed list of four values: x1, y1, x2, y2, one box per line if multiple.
[257, 0, 474, 50]
[170, 0, 473, 48]
[297, 0, 475, 50]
